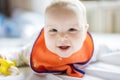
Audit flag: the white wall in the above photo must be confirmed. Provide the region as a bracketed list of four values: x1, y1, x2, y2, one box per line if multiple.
[84, 1, 120, 33]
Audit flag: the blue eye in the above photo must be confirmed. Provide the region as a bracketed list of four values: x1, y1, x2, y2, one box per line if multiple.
[49, 29, 58, 32]
[68, 28, 77, 32]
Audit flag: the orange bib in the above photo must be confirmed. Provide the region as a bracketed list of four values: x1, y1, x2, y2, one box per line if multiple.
[30, 29, 94, 78]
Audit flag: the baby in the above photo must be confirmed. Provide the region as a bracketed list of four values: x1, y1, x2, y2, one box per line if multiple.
[30, 0, 94, 78]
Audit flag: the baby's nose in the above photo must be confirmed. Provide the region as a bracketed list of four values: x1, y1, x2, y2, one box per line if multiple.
[60, 37, 67, 42]
[58, 33, 68, 42]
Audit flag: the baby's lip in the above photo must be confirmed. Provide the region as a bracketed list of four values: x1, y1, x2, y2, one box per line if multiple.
[57, 46, 71, 51]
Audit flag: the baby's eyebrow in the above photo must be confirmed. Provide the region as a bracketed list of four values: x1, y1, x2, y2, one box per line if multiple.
[45, 24, 59, 28]
[46, 24, 63, 27]
[45, 25, 54, 27]
[71, 24, 79, 26]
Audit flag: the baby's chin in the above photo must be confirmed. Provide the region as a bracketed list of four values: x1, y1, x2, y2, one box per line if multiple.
[56, 52, 73, 58]
[55, 46, 70, 57]
[55, 48, 74, 58]
[60, 54, 73, 58]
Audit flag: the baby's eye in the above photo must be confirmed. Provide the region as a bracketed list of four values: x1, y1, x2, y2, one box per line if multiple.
[49, 29, 58, 32]
[68, 28, 77, 32]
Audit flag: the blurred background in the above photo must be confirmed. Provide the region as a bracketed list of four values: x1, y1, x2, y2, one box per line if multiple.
[0, 0, 120, 39]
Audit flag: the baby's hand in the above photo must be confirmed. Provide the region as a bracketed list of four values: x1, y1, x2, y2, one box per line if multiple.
[0, 58, 19, 76]
[9, 66, 20, 75]
[0, 54, 6, 59]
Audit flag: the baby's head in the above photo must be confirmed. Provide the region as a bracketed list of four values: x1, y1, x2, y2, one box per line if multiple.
[44, 0, 89, 58]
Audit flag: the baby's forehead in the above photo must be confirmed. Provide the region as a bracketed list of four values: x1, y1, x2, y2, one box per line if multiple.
[46, 9, 78, 20]
[45, 9, 85, 27]
[45, 11, 79, 26]
[45, 0, 87, 26]
[46, 5, 85, 19]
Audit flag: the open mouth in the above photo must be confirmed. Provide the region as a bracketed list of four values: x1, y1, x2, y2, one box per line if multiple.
[58, 46, 70, 51]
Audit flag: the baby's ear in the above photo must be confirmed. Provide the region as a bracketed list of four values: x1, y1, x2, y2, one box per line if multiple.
[85, 24, 89, 31]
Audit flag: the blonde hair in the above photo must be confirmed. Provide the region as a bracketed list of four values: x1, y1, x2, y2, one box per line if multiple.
[45, 0, 87, 26]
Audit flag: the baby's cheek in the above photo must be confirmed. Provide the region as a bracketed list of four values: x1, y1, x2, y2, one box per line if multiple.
[70, 33, 83, 40]
[47, 35, 57, 44]
[69, 33, 85, 46]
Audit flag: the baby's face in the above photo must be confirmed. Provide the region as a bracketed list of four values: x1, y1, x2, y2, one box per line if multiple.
[44, 9, 88, 58]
